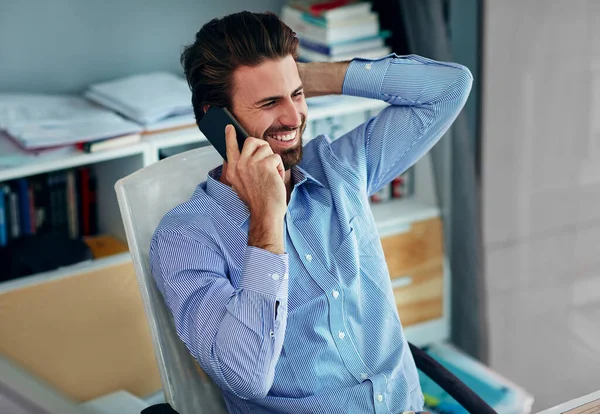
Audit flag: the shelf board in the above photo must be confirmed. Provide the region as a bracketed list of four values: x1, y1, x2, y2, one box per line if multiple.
[145, 97, 388, 147]
[0, 144, 146, 182]
[0, 252, 132, 294]
[370, 197, 440, 238]
[0, 97, 388, 183]
[308, 96, 389, 120]
[0, 199, 439, 292]
[143, 127, 207, 150]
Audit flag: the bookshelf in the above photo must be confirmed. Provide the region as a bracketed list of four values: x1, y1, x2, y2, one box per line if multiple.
[0, 94, 449, 346]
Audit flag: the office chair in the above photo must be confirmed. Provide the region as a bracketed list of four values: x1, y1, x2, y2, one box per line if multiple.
[115, 145, 228, 414]
[115, 145, 495, 414]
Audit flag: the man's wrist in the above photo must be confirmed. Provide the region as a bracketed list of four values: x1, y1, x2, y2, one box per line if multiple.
[297, 61, 350, 98]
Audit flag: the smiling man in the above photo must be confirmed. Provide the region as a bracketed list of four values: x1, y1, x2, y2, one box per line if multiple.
[149, 11, 472, 414]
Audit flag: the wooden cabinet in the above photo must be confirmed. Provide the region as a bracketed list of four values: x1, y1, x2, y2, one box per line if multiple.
[381, 217, 444, 327]
[0, 258, 161, 402]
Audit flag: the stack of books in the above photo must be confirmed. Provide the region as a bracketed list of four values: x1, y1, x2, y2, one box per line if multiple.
[281, 0, 391, 63]
[84, 72, 196, 134]
[0, 167, 99, 247]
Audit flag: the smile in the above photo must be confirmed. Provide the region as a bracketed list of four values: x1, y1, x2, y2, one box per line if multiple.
[268, 130, 297, 142]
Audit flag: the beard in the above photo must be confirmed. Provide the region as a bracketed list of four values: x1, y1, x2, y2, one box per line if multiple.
[263, 115, 306, 170]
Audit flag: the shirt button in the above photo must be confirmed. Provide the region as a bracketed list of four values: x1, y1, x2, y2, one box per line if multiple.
[364, 63, 372, 70]
[283, 272, 289, 280]
[377, 394, 383, 402]
[305, 254, 312, 262]
[332, 290, 339, 299]
[360, 373, 368, 380]
[269, 331, 275, 338]
[338, 331, 345, 340]
[271, 273, 280, 280]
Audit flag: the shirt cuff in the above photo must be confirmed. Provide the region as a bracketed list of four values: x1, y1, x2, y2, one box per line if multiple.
[342, 54, 394, 100]
[240, 246, 289, 298]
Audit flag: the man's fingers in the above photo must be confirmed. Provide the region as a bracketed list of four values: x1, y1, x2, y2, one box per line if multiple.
[264, 153, 285, 179]
[251, 143, 274, 161]
[238, 137, 269, 163]
[224, 124, 240, 164]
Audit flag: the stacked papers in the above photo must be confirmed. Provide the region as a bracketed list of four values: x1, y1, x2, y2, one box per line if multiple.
[0, 94, 142, 150]
[0, 131, 76, 168]
[85, 72, 195, 131]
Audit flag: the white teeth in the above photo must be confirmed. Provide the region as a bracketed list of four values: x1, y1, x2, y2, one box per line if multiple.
[270, 131, 296, 142]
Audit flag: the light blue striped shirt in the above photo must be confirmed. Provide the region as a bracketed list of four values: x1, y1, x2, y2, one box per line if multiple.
[150, 54, 472, 414]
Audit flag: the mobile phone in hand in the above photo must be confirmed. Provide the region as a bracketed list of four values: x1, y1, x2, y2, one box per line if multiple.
[198, 106, 249, 161]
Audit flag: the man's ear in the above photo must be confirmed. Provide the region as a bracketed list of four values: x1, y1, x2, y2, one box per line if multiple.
[202, 104, 210, 113]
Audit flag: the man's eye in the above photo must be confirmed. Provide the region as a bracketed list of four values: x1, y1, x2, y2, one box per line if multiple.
[294, 90, 304, 97]
[263, 101, 276, 108]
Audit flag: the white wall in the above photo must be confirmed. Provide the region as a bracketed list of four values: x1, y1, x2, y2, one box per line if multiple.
[482, 0, 600, 411]
[0, 0, 285, 93]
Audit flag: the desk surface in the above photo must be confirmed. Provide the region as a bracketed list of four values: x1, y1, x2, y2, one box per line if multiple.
[538, 390, 600, 413]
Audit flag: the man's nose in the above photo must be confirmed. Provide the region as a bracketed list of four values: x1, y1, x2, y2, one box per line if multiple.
[278, 99, 302, 128]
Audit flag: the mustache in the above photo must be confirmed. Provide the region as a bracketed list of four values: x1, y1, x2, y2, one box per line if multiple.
[264, 115, 306, 136]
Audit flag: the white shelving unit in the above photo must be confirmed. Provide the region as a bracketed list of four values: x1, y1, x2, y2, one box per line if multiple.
[0, 94, 450, 345]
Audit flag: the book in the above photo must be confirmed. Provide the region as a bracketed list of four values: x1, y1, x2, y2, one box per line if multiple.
[0, 185, 7, 246]
[66, 170, 79, 239]
[299, 31, 390, 56]
[16, 178, 32, 237]
[299, 45, 392, 62]
[283, 6, 380, 44]
[7, 188, 20, 239]
[77, 132, 141, 153]
[286, 0, 372, 21]
[78, 167, 92, 236]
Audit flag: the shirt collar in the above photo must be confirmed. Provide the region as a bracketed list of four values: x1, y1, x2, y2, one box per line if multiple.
[205, 164, 324, 227]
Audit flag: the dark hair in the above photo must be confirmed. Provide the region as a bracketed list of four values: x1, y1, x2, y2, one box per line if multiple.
[181, 11, 299, 124]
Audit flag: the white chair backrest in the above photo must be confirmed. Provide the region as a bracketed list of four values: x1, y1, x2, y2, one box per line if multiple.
[115, 146, 228, 414]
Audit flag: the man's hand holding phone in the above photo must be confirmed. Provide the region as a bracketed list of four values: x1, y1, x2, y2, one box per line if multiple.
[224, 125, 286, 254]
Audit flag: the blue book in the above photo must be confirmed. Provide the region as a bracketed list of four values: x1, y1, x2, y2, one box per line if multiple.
[0, 185, 7, 246]
[17, 178, 32, 236]
[299, 30, 391, 56]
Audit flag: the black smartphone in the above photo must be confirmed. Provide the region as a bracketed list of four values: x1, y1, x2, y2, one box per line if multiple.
[198, 106, 249, 162]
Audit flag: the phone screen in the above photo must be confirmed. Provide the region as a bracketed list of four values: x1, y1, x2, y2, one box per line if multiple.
[198, 106, 249, 161]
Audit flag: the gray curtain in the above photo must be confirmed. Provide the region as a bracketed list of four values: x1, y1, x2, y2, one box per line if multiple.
[398, 0, 488, 362]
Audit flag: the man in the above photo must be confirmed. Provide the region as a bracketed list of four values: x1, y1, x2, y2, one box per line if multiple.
[150, 11, 472, 414]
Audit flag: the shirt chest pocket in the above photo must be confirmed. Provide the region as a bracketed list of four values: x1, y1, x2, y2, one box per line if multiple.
[333, 215, 385, 274]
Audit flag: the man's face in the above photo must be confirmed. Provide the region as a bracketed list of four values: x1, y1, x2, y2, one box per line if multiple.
[230, 55, 308, 170]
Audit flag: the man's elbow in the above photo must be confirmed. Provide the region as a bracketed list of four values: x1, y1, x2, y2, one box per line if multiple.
[454, 66, 474, 103]
[230, 373, 274, 400]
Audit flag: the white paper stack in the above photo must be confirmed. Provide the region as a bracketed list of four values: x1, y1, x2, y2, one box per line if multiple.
[85, 72, 196, 132]
[0, 94, 142, 150]
[0, 131, 76, 168]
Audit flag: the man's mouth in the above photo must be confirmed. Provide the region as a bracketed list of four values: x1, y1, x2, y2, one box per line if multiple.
[267, 130, 298, 143]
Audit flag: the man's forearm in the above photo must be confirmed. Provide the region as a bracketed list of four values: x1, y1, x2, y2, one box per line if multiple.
[248, 215, 285, 254]
[297, 61, 350, 98]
